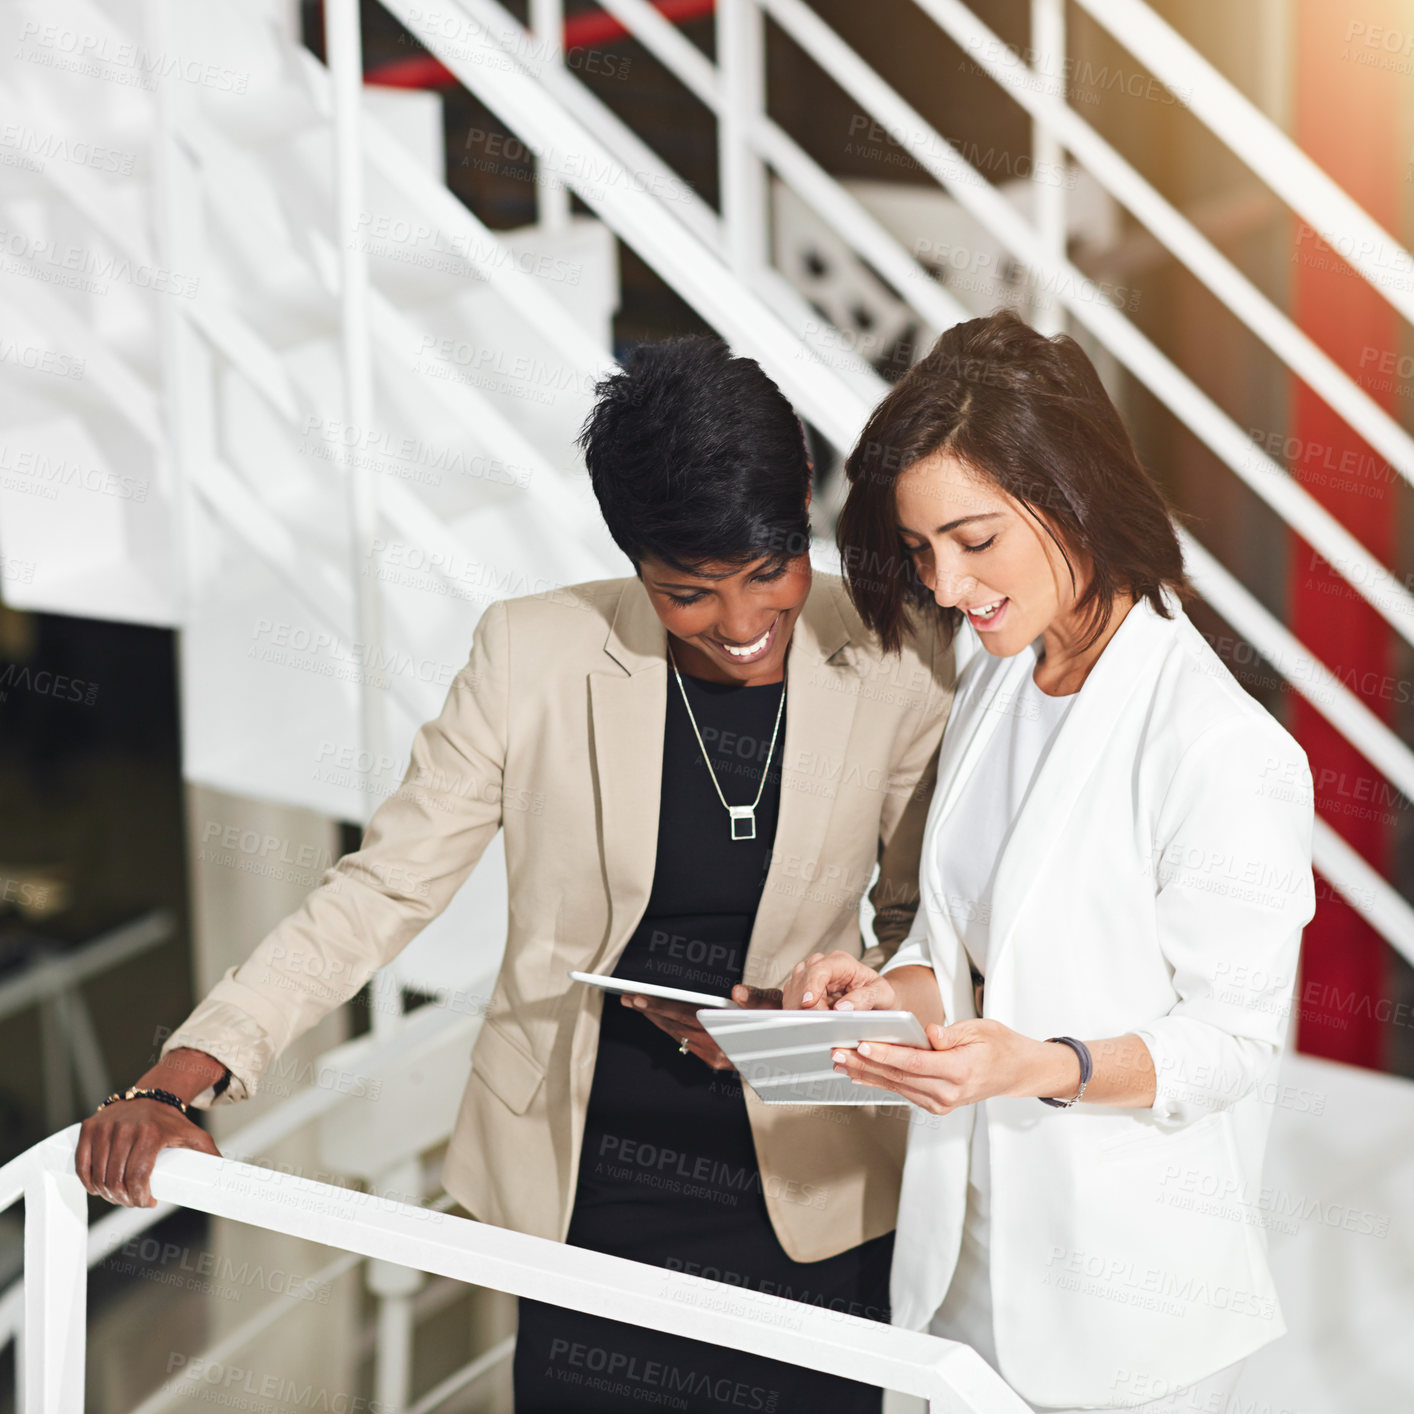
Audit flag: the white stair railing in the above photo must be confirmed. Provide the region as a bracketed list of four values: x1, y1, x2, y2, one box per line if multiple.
[568, 0, 976, 330]
[5, 0, 1407, 1165]
[0, 1128, 1029, 1414]
[384, 0, 1414, 966]
[378, 0, 886, 452]
[8, 0, 1410, 866]
[0, 911, 175, 1133]
[2, 0, 1410, 1403]
[1071, 0, 1414, 323]
[755, 0, 1414, 647]
[913, 0, 1414, 488]
[390, 0, 1414, 749]
[1, 990, 496, 1414]
[0, 993, 486, 1352]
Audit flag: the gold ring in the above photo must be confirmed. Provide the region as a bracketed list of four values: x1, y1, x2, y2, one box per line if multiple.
[678, 1037, 691, 1055]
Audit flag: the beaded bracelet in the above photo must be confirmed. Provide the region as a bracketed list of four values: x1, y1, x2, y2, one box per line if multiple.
[95, 1086, 193, 1119]
[1039, 1036, 1093, 1108]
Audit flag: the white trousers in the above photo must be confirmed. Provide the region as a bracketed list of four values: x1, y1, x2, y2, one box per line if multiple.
[927, 1115, 1246, 1413]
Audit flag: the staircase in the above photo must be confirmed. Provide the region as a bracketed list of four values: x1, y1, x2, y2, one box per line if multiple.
[1, 1, 1412, 1411]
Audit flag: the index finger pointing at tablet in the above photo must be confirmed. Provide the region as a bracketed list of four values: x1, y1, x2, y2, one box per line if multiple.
[833, 973, 897, 1013]
[788, 961, 835, 1009]
[783, 951, 869, 1008]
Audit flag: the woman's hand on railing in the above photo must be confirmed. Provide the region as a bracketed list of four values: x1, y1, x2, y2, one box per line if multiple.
[74, 1047, 228, 1207]
[782, 951, 894, 1012]
[75, 1100, 221, 1207]
[620, 986, 782, 1070]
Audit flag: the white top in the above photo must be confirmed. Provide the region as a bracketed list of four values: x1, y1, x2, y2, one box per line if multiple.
[929, 650, 1076, 980]
[926, 650, 1074, 1212]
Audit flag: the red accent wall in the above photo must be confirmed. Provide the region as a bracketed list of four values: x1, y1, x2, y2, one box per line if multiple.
[1290, 1, 1405, 1068]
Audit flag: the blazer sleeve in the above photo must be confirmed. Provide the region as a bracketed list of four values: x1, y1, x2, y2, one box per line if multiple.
[862, 630, 954, 970]
[160, 599, 513, 1105]
[1131, 714, 1316, 1127]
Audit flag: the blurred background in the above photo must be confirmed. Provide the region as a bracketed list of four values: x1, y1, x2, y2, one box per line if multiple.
[0, 0, 1411, 1410]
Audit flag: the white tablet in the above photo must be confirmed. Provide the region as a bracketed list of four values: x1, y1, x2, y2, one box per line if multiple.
[698, 1009, 930, 1105]
[569, 970, 735, 1010]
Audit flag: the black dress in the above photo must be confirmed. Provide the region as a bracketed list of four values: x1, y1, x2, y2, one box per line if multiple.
[514, 668, 893, 1412]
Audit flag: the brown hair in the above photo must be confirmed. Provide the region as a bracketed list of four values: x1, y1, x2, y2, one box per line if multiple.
[837, 309, 1190, 652]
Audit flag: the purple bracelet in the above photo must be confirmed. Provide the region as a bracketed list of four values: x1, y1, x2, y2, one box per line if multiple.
[1039, 1036, 1092, 1108]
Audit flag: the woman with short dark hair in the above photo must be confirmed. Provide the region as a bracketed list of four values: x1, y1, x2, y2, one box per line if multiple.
[78, 335, 955, 1413]
[788, 311, 1315, 1412]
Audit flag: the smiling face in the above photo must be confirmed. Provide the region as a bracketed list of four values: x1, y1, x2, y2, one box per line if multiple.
[640, 552, 813, 685]
[894, 449, 1084, 658]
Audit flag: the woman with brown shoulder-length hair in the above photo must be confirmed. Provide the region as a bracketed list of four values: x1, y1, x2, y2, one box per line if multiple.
[785, 311, 1315, 1412]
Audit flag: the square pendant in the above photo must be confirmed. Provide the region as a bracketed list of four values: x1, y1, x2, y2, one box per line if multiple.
[729, 806, 757, 841]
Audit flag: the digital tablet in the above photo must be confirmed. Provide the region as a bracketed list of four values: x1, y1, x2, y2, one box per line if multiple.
[569, 970, 735, 1010]
[698, 1009, 930, 1105]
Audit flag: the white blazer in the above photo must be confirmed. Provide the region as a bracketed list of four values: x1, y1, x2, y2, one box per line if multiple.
[885, 592, 1316, 1409]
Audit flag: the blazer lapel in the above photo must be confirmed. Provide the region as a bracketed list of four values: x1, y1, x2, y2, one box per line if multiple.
[983, 596, 1179, 986]
[586, 581, 667, 973]
[746, 582, 861, 976]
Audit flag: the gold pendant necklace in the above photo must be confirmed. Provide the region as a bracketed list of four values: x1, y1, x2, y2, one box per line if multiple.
[667, 644, 787, 841]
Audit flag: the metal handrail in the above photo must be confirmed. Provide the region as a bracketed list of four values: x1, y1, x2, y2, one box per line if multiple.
[389, 0, 1414, 957]
[536, 0, 1414, 664]
[380, 0, 880, 452]
[754, 0, 1414, 650]
[1071, 0, 1414, 326]
[587, 0, 972, 333]
[913, 0, 1414, 491]
[0, 912, 174, 1022]
[1178, 533, 1414, 806]
[1, 1129, 1027, 1414]
[585, 0, 1414, 533]
[9, 0, 1405, 973]
[1178, 531, 1414, 964]
[0, 997, 486, 1352]
[1310, 818, 1414, 959]
[450, 0, 891, 407]
[126, 1191, 474, 1414]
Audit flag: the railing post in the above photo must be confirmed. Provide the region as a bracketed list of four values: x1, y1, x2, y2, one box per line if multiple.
[368, 1158, 425, 1414]
[324, 0, 402, 1031]
[22, 1166, 88, 1414]
[1029, 0, 1066, 334]
[531, 0, 572, 230]
[718, 0, 770, 276]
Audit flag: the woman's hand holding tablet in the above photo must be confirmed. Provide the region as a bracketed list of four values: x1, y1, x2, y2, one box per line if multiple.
[782, 956, 1086, 1114]
[755, 950, 959, 1106]
[569, 971, 783, 1070]
[698, 1009, 931, 1105]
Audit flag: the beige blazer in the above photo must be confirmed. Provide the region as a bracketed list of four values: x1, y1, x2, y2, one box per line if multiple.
[163, 573, 954, 1262]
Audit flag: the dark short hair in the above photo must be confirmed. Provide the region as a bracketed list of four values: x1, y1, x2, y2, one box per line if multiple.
[579, 336, 812, 574]
[837, 309, 1190, 652]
